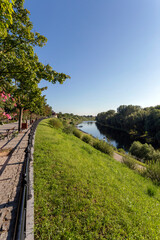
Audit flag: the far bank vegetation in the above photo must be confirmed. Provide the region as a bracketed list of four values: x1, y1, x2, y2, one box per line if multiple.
[96, 104, 160, 145]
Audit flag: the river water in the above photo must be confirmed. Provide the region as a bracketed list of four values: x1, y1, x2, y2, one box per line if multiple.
[77, 121, 135, 152]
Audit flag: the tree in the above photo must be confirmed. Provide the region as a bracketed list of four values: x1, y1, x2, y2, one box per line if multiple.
[0, 0, 70, 131]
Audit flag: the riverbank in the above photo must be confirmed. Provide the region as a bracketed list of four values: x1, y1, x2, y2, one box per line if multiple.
[77, 122, 146, 168]
[34, 119, 160, 239]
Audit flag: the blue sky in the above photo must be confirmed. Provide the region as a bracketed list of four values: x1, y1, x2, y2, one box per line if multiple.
[24, 0, 160, 115]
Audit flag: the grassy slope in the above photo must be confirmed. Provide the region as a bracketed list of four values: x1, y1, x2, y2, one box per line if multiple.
[34, 119, 160, 240]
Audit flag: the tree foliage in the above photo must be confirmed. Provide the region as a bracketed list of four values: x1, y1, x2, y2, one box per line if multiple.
[0, 0, 70, 130]
[0, 0, 14, 37]
[96, 105, 160, 144]
[129, 141, 160, 163]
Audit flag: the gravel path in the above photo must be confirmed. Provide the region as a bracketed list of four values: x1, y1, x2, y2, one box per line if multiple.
[113, 152, 145, 171]
[0, 123, 31, 239]
[113, 152, 123, 163]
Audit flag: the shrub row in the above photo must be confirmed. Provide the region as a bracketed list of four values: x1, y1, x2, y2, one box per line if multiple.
[92, 139, 113, 156]
[73, 128, 113, 157]
[73, 129, 82, 138]
[82, 135, 92, 144]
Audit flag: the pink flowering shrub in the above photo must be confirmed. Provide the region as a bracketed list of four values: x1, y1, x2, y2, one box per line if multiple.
[0, 91, 17, 122]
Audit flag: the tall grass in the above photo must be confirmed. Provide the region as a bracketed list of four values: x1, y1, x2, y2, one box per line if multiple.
[62, 125, 74, 134]
[122, 156, 136, 170]
[144, 161, 160, 184]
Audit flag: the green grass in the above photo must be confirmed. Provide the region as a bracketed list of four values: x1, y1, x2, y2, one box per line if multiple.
[34, 119, 160, 240]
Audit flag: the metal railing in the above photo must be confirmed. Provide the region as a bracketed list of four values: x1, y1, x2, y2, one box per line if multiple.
[13, 118, 45, 240]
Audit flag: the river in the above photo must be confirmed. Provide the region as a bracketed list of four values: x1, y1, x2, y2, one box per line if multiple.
[77, 121, 138, 152]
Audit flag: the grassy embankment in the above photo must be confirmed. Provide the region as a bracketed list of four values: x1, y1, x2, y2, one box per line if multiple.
[34, 119, 160, 240]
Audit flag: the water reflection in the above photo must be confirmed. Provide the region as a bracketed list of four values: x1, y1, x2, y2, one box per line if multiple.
[77, 121, 134, 151]
[87, 121, 93, 125]
[96, 123, 133, 151]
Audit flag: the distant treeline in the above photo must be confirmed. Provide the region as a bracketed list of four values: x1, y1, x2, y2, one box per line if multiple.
[96, 105, 160, 145]
[58, 112, 95, 125]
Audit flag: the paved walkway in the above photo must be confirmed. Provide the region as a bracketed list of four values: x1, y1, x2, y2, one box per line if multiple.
[0, 123, 31, 239]
[0, 122, 18, 134]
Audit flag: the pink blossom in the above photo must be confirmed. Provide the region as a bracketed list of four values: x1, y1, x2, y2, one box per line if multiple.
[4, 95, 7, 99]
[12, 98, 15, 101]
[6, 114, 11, 120]
[2, 100, 6, 102]
[8, 94, 11, 97]
[2, 91, 5, 94]
[3, 112, 6, 116]
[1, 93, 5, 98]
[14, 103, 17, 107]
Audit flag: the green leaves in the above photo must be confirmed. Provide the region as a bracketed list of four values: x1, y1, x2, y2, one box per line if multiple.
[0, 0, 70, 128]
[0, 0, 14, 37]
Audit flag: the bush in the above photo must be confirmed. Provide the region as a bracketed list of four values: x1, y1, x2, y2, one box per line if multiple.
[49, 118, 63, 129]
[63, 126, 74, 134]
[82, 135, 92, 144]
[152, 151, 160, 162]
[92, 139, 113, 157]
[73, 129, 82, 138]
[118, 148, 125, 154]
[122, 156, 136, 170]
[141, 144, 154, 160]
[147, 186, 156, 197]
[129, 141, 143, 159]
[60, 118, 66, 125]
[144, 161, 160, 184]
[129, 141, 160, 162]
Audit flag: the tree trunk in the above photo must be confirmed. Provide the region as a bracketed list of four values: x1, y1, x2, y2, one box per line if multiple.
[18, 107, 23, 132]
